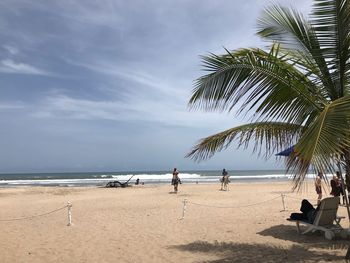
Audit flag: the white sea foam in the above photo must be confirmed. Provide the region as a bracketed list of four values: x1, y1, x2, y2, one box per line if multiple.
[111, 173, 202, 180]
[0, 172, 336, 187]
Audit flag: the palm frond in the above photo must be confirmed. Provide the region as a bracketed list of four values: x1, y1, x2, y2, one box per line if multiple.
[257, 4, 338, 100]
[287, 96, 350, 189]
[312, 0, 350, 97]
[189, 45, 323, 125]
[186, 122, 302, 162]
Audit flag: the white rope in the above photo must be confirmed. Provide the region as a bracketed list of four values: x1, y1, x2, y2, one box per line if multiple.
[283, 194, 317, 202]
[187, 195, 281, 209]
[0, 205, 68, 222]
[282, 195, 304, 200]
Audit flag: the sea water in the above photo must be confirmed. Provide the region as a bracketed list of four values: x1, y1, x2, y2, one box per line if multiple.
[0, 170, 329, 187]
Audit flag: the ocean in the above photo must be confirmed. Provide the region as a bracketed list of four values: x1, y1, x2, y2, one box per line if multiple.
[0, 169, 317, 188]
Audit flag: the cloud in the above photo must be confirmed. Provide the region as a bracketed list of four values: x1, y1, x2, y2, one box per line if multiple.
[0, 0, 313, 172]
[65, 58, 187, 100]
[0, 59, 53, 76]
[0, 101, 26, 110]
[3, 45, 19, 55]
[31, 94, 237, 128]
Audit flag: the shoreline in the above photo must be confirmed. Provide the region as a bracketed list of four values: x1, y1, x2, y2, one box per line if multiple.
[0, 177, 294, 188]
[0, 169, 335, 189]
[0, 169, 298, 188]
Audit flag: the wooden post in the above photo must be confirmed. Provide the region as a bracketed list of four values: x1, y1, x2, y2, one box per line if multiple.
[181, 199, 187, 220]
[67, 202, 72, 226]
[281, 194, 286, 211]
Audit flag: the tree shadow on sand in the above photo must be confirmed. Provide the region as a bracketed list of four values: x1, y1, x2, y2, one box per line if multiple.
[257, 224, 350, 252]
[169, 240, 345, 262]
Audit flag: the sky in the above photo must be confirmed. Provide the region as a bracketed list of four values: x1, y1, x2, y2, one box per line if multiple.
[0, 0, 312, 173]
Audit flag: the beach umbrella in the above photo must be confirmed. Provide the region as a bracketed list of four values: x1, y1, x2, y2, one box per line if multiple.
[275, 145, 294, 157]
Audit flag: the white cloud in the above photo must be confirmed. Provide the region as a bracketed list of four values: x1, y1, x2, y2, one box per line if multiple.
[0, 59, 52, 76]
[0, 101, 26, 110]
[31, 94, 238, 129]
[3, 45, 19, 55]
[65, 58, 188, 99]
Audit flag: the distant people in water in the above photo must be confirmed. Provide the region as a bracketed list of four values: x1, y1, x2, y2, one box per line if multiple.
[220, 169, 230, 191]
[171, 168, 181, 193]
[315, 172, 323, 205]
[135, 178, 140, 185]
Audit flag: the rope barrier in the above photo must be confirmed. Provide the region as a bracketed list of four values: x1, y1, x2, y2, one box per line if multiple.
[282, 194, 305, 200]
[180, 193, 327, 218]
[186, 195, 281, 209]
[180, 195, 284, 219]
[0, 205, 67, 222]
[283, 194, 318, 202]
[180, 193, 325, 219]
[0, 201, 73, 226]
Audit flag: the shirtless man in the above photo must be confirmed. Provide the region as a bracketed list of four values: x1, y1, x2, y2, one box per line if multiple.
[315, 172, 323, 205]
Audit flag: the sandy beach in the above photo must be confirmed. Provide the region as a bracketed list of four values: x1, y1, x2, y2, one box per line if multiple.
[1, 181, 349, 263]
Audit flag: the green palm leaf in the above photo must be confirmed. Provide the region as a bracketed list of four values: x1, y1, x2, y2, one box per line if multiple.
[189, 45, 323, 125]
[312, 0, 350, 97]
[257, 4, 337, 100]
[186, 122, 302, 162]
[288, 96, 350, 189]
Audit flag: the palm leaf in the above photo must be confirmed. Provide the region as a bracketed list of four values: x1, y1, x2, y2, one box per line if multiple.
[287, 96, 350, 189]
[312, 0, 350, 97]
[186, 122, 302, 162]
[257, 4, 338, 100]
[189, 45, 323, 125]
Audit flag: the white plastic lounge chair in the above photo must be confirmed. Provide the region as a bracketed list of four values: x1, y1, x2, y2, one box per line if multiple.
[288, 197, 346, 240]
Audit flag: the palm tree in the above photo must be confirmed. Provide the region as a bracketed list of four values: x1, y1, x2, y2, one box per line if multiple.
[187, 0, 350, 190]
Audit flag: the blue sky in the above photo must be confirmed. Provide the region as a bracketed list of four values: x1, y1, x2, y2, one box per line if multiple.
[0, 0, 312, 173]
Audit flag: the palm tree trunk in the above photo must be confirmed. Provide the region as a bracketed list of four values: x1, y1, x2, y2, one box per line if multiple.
[344, 150, 350, 189]
[338, 150, 350, 260]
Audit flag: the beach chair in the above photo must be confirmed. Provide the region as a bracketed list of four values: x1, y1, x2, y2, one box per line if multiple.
[288, 197, 346, 240]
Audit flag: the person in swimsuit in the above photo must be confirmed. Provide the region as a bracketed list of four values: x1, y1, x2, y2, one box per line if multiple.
[336, 171, 345, 204]
[171, 168, 181, 193]
[315, 172, 323, 205]
[220, 169, 228, 190]
[330, 175, 340, 197]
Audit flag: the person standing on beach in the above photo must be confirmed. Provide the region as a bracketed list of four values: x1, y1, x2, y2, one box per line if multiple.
[315, 172, 323, 205]
[172, 168, 181, 193]
[330, 175, 340, 197]
[221, 169, 228, 190]
[336, 171, 345, 204]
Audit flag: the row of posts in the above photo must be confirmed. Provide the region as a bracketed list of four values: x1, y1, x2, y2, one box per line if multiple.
[180, 196, 286, 220]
